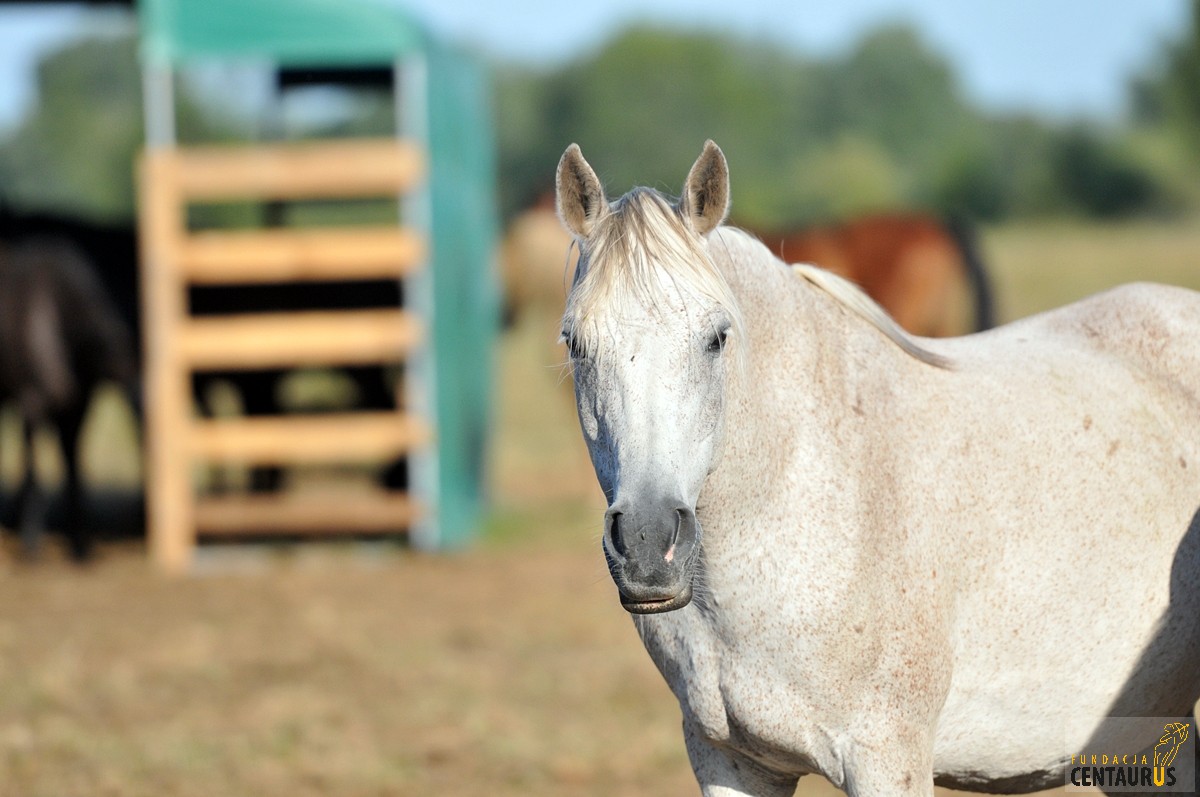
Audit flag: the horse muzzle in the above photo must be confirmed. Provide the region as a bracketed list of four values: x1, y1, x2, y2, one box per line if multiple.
[603, 500, 700, 614]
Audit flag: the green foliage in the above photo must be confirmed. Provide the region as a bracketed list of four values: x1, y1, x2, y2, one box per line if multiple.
[496, 22, 1170, 226]
[0, 31, 238, 223]
[0, 35, 143, 221]
[817, 25, 976, 171]
[927, 115, 1062, 219]
[498, 23, 969, 224]
[929, 142, 1008, 221]
[496, 26, 828, 222]
[783, 134, 907, 220]
[1049, 127, 1162, 218]
[1129, 0, 1200, 198]
[1152, 0, 1200, 145]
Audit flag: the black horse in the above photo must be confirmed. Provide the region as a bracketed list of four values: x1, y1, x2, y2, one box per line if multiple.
[0, 237, 139, 560]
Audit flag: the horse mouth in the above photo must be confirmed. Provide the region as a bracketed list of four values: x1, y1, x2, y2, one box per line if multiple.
[620, 583, 693, 614]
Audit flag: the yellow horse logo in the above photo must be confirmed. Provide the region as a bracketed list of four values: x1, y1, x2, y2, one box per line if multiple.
[1153, 722, 1190, 787]
[1155, 722, 1191, 768]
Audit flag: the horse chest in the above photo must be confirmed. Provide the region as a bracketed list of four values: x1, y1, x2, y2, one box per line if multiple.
[636, 610, 843, 775]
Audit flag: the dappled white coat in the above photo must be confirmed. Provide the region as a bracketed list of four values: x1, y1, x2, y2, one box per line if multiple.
[557, 141, 1200, 797]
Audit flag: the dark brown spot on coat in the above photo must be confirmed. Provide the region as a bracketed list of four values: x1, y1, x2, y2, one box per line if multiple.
[1083, 415, 1093, 431]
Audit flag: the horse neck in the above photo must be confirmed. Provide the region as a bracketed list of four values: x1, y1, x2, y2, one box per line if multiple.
[702, 245, 915, 536]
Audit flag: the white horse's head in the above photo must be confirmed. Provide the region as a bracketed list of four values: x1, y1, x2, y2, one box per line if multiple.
[556, 141, 739, 614]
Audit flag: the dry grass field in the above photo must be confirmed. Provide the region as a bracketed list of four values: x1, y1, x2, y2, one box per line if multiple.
[2, 217, 1199, 795]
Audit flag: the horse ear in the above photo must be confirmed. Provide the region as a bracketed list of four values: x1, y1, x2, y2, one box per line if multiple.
[681, 140, 730, 236]
[556, 143, 608, 238]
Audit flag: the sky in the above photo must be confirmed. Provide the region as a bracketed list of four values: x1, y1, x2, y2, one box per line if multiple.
[0, 0, 1190, 129]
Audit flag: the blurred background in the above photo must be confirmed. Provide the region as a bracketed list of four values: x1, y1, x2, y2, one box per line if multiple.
[0, 0, 1197, 794]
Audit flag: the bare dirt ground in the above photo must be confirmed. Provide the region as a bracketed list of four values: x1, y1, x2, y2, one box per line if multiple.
[0, 311, 695, 797]
[10, 218, 1200, 795]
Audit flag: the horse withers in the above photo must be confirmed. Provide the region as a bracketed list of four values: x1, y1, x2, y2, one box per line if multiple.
[0, 237, 139, 561]
[556, 141, 1200, 796]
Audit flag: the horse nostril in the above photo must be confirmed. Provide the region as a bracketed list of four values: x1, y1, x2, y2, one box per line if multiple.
[606, 510, 625, 556]
[666, 508, 696, 563]
[672, 506, 691, 552]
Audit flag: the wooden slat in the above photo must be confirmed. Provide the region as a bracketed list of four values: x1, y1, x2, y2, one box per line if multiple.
[179, 309, 421, 369]
[180, 226, 426, 284]
[169, 139, 424, 200]
[195, 492, 422, 536]
[190, 412, 431, 464]
[139, 151, 196, 575]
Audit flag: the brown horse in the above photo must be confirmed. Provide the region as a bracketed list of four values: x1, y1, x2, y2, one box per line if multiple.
[747, 212, 994, 337]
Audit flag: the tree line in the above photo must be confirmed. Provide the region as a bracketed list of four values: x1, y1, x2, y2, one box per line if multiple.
[495, 10, 1200, 226]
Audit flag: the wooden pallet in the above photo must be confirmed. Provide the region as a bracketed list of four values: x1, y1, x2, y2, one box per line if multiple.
[139, 139, 430, 573]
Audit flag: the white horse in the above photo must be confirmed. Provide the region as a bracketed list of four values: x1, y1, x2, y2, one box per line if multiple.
[555, 140, 1200, 796]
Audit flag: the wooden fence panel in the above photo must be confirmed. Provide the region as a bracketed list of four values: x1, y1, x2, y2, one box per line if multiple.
[139, 139, 430, 573]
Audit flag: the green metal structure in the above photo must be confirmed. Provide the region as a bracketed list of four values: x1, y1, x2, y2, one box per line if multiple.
[140, 0, 425, 65]
[138, 0, 499, 549]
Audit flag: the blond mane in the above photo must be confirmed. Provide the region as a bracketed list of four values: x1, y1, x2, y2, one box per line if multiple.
[788, 260, 953, 369]
[563, 188, 744, 356]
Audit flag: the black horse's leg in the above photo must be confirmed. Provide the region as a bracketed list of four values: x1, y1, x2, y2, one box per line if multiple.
[16, 415, 46, 560]
[351, 365, 407, 490]
[55, 403, 89, 562]
[238, 370, 283, 493]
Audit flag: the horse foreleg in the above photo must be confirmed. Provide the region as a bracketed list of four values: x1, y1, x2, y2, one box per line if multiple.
[684, 723, 798, 797]
[841, 735, 935, 797]
[55, 404, 90, 562]
[16, 415, 45, 560]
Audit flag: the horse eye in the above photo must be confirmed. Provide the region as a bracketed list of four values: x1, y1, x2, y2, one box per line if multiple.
[707, 326, 730, 354]
[563, 332, 584, 360]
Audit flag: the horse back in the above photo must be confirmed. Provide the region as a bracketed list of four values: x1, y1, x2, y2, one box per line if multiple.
[1042, 282, 1200, 405]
